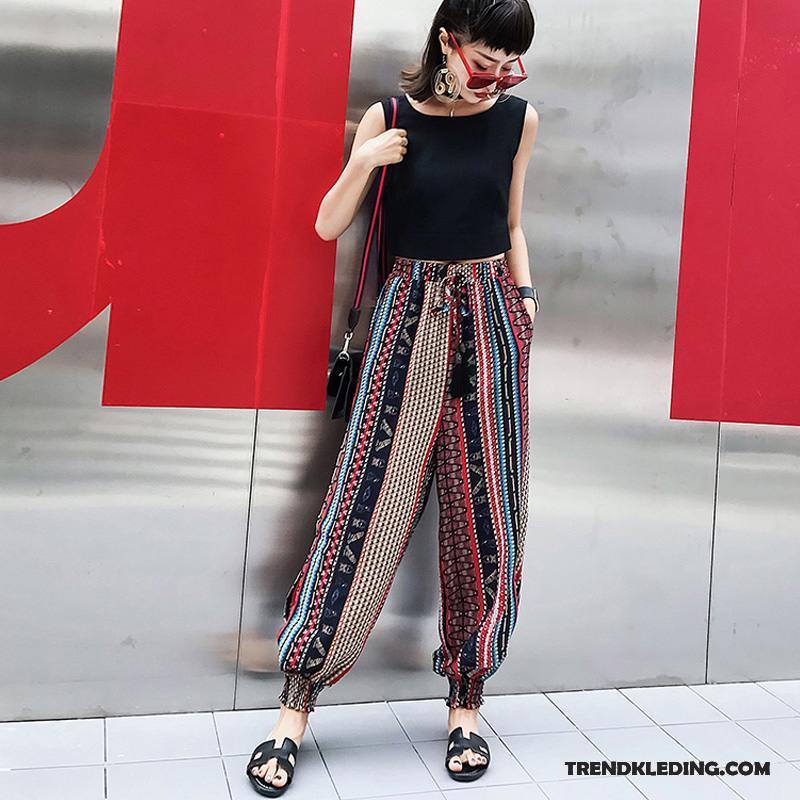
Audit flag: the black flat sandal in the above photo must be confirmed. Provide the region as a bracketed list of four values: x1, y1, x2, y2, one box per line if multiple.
[246, 736, 298, 797]
[445, 725, 491, 782]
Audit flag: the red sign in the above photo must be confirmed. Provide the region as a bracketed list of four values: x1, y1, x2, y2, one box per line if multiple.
[0, 0, 356, 409]
[672, 0, 800, 426]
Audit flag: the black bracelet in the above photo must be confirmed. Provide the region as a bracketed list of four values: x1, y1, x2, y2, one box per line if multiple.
[517, 285, 539, 312]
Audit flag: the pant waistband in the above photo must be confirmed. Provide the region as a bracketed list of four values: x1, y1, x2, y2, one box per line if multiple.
[392, 255, 509, 281]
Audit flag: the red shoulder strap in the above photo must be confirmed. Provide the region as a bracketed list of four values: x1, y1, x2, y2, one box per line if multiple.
[347, 95, 398, 332]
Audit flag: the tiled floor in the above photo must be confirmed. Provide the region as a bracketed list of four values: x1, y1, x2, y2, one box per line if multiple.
[3, 681, 800, 799]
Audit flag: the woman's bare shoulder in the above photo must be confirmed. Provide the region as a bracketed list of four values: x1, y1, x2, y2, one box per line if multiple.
[360, 99, 390, 132]
[518, 97, 539, 127]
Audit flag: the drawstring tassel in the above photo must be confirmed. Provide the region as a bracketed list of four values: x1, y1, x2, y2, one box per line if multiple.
[449, 291, 472, 398]
[449, 340, 470, 398]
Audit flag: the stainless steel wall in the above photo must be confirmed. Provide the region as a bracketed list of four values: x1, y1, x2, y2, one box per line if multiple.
[2, 0, 797, 722]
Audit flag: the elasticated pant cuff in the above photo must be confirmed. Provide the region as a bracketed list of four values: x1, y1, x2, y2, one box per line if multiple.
[279, 673, 324, 713]
[446, 675, 486, 709]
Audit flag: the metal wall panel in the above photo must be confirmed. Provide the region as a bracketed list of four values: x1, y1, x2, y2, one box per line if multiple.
[0, 312, 255, 719]
[708, 425, 800, 681]
[509, 0, 716, 692]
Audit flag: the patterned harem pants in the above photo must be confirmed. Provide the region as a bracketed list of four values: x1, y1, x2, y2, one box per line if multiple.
[276, 254, 533, 712]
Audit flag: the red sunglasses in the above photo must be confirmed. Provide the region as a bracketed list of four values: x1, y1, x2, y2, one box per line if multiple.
[447, 30, 527, 91]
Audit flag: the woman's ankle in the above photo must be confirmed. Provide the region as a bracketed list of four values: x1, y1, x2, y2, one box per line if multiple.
[274, 705, 309, 738]
[448, 706, 479, 729]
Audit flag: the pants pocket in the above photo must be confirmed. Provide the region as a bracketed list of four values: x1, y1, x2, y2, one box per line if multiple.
[519, 299, 535, 330]
[498, 272, 535, 335]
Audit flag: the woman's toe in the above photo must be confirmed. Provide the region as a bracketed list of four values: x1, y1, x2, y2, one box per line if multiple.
[272, 768, 287, 787]
[449, 755, 463, 771]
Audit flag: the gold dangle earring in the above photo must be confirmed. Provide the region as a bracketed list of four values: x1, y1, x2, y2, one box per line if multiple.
[432, 52, 459, 100]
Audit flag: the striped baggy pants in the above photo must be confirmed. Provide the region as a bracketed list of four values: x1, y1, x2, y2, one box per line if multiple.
[276, 254, 533, 712]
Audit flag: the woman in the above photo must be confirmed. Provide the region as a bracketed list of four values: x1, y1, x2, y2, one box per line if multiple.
[247, 0, 539, 794]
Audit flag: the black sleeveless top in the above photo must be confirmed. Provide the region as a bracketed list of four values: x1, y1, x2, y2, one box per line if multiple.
[378, 92, 528, 262]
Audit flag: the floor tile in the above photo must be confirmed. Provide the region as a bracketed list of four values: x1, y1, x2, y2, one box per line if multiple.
[547, 689, 655, 730]
[443, 783, 548, 799]
[481, 693, 576, 736]
[389, 698, 465, 742]
[6, 683, 800, 800]
[106, 711, 219, 763]
[0, 718, 104, 769]
[322, 741, 438, 798]
[690, 683, 798, 721]
[106, 757, 230, 800]
[759, 681, 800, 714]
[621, 687, 727, 725]
[721, 760, 800, 799]
[631, 774, 742, 799]
[226, 748, 338, 800]
[213, 708, 318, 757]
[309, 702, 409, 749]
[414, 734, 531, 790]
[585, 726, 693, 762]
[354, 791, 446, 800]
[539, 776, 643, 799]
[363, 794, 445, 800]
[0, 764, 105, 800]
[662, 721, 782, 763]
[738, 717, 800, 760]
[502, 731, 606, 783]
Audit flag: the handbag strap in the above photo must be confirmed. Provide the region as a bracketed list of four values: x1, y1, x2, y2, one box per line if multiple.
[346, 95, 398, 335]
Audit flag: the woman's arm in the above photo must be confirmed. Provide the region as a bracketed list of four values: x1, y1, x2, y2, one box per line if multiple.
[315, 102, 408, 241]
[506, 102, 540, 321]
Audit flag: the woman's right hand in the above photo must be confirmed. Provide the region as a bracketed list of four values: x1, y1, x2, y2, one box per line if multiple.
[355, 127, 408, 171]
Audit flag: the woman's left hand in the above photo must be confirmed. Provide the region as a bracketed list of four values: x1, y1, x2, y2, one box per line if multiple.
[523, 297, 537, 327]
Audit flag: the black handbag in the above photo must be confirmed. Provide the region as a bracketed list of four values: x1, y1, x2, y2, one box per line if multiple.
[326, 95, 398, 421]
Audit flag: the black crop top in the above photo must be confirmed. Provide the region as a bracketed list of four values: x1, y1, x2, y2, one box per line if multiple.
[378, 92, 528, 261]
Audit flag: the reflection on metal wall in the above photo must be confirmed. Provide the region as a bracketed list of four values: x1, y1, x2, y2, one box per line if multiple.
[709, 425, 800, 681]
[2, 0, 799, 721]
[0, 0, 119, 223]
